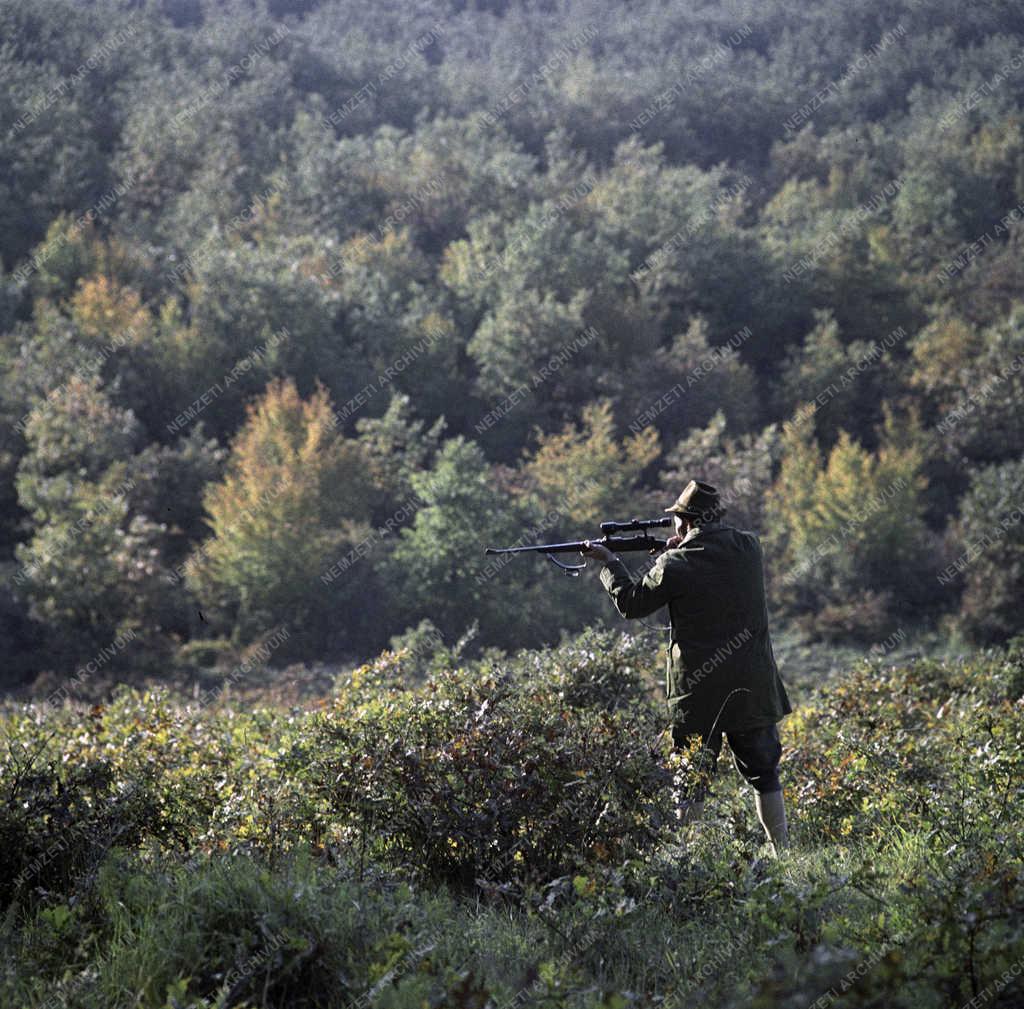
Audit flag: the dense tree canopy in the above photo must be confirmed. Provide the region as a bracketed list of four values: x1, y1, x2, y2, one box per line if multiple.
[2, 0, 1023, 683]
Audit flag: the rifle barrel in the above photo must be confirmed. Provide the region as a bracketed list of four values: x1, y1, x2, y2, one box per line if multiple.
[485, 540, 587, 556]
[485, 534, 665, 556]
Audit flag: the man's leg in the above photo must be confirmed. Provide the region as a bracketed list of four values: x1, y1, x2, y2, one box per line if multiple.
[671, 723, 722, 824]
[755, 790, 789, 853]
[726, 724, 789, 855]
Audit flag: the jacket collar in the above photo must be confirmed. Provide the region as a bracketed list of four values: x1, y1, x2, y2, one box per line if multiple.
[681, 521, 728, 544]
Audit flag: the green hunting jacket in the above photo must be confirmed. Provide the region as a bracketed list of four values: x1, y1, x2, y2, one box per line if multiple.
[599, 521, 791, 738]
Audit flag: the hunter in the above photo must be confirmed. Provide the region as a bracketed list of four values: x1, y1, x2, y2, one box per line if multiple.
[583, 479, 792, 855]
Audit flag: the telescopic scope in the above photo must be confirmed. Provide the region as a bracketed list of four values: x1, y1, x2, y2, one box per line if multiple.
[599, 517, 674, 534]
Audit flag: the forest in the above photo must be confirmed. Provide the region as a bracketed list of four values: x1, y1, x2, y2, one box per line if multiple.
[3, 0, 1024, 686]
[2, 1, 1024, 1006]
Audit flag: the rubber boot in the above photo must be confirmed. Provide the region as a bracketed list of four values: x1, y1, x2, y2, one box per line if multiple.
[755, 789, 789, 856]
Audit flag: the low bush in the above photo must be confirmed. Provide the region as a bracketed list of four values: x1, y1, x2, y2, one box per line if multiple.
[1, 634, 1022, 1008]
[296, 651, 673, 888]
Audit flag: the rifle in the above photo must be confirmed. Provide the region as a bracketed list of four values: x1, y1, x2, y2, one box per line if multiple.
[484, 517, 673, 576]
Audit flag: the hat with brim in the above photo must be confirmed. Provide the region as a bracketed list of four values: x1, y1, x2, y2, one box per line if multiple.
[665, 479, 724, 520]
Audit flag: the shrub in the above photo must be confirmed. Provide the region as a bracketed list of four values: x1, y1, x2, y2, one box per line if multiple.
[1, 744, 170, 910]
[296, 659, 674, 888]
[496, 627, 661, 713]
[796, 588, 899, 642]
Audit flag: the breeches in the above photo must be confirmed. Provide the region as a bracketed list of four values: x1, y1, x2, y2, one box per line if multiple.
[671, 721, 783, 797]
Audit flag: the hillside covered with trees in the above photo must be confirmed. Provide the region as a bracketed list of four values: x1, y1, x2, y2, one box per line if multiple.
[3, 4, 1024, 1007]
[2, 0, 1024, 684]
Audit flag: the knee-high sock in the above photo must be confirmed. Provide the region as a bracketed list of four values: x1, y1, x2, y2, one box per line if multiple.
[755, 789, 789, 852]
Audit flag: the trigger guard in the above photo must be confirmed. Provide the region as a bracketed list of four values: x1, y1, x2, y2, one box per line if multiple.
[546, 552, 587, 576]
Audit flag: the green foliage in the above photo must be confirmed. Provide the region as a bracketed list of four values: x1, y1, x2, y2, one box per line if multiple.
[947, 455, 1024, 642]
[188, 378, 374, 657]
[766, 408, 934, 637]
[0, 38, 106, 266]
[0, 0, 1022, 700]
[523, 401, 661, 528]
[355, 393, 445, 519]
[0, 688, 224, 911]
[300, 655, 671, 889]
[167, 239, 337, 438]
[502, 627, 658, 714]
[913, 306, 1024, 467]
[384, 436, 531, 647]
[776, 308, 908, 446]
[13, 376, 185, 661]
[634, 316, 760, 445]
[785, 646, 1024, 843]
[0, 638, 1022, 1008]
[3, 1, 1024, 1002]
[661, 411, 781, 531]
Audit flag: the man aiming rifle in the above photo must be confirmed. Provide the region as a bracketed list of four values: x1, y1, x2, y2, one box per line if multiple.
[582, 480, 792, 856]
